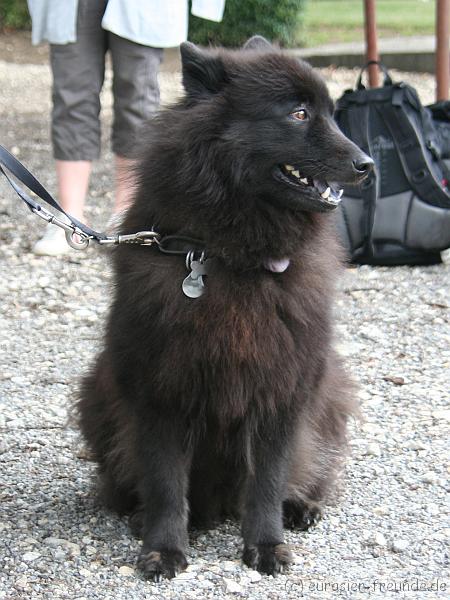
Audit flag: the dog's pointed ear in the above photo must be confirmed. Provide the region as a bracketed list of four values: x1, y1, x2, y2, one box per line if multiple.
[180, 42, 228, 99]
[243, 35, 273, 51]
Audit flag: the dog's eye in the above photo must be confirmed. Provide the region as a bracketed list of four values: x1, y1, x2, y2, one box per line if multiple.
[291, 109, 309, 121]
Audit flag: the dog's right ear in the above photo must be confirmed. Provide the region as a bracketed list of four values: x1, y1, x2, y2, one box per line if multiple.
[180, 42, 229, 99]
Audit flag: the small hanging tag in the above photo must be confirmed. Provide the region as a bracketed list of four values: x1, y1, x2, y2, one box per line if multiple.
[182, 272, 205, 298]
[182, 257, 211, 298]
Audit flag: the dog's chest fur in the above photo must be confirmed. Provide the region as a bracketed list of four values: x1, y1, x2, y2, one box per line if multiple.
[113, 245, 334, 425]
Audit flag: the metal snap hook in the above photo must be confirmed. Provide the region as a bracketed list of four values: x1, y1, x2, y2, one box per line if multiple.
[65, 229, 90, 250]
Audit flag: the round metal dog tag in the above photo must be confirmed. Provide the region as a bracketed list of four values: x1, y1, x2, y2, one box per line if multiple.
[182, 273, 205, 298]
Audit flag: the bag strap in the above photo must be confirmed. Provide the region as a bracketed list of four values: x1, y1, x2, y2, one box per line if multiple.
[379, 88, 450, 209]
[356, 61, 393, 90]
[427, 100, 450, 121]
[345, 102, 378, 258]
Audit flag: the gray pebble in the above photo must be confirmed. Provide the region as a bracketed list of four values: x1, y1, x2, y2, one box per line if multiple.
[223, 578, 244, 594]
[422, 471, 437, 484]
[391, 539, 410, 553]
[363, 530, 388, 547]
[22, 552, 41, 562]
[364, 442, 382, 457]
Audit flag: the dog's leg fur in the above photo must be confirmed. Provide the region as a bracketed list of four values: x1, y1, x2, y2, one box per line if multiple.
[189, 427, 246, 529]
[283, 357, 356, 531]
[79, 349, 192, 581]
[78, 354, 138, 515]
[241, 413, 295, 574]
[134, 414, 191, 581]
[79, 355, 139, 515]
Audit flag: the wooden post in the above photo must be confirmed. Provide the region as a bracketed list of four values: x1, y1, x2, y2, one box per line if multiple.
[436, 0, 450, 101]
[364, 0, 380, 87]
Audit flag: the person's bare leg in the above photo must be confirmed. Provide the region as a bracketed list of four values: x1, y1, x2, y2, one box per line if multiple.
[114, 154, 136, 215]
[56, 159, 92, 221]
[33, 160, 91, 255]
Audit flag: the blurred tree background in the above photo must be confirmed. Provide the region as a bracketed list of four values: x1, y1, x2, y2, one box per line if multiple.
[0, 0, 29, 29]
[189, 0, 305, 47]
[0, 0, 435, 47]
[0, 0, 306, 46]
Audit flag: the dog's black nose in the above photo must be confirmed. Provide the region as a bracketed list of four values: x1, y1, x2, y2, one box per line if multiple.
[352, 156, 374, 175]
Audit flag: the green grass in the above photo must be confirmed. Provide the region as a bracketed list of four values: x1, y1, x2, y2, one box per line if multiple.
[298, 0, 435, 47]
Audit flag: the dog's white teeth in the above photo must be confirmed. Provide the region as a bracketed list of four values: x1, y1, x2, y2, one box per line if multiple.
[285, 164, 295, 171]
[321, 187, 331, 199]
[338, 189, 344, 198]
[292, 170, 300, 178]
[300, 177, 308, 184]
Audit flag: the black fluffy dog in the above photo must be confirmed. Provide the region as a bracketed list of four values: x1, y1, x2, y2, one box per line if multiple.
[78, 37, 372, 580]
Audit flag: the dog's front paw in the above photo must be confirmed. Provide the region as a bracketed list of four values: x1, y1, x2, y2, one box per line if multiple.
[283, 499, 322, 531]
[137, 548, 188, 582]
[243, 543, 292, 575]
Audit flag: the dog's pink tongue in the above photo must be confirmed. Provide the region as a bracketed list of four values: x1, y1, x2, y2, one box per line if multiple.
[264, 258, 290, 273]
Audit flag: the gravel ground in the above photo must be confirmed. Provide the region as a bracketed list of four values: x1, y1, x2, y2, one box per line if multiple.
[0, 51, 449, 600]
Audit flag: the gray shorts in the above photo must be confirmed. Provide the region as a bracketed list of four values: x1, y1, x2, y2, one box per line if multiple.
[50, 0, 163, 160]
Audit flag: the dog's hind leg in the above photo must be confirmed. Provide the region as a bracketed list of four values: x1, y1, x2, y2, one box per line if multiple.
[99, 467, 139, 516]
[283, 496, 323, 531]
[284, 357, 356, 531]
[78, 353, 139, 516]
[189, 433, 244, 529]
[282, 420, 331, 531]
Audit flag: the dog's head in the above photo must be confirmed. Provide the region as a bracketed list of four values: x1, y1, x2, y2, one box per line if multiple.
[180, 38, 373, 213]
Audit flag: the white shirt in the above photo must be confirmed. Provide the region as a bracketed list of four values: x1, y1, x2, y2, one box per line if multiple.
[27, 0, 226, 47]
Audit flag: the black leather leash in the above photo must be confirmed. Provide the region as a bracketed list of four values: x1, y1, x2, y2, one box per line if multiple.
[0, 143, 205, 255]
[0, 144, 294, 297]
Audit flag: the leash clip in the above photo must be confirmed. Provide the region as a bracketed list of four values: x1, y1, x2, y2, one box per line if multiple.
[98, 230, 161, 247]
[31, 206, 91, 250]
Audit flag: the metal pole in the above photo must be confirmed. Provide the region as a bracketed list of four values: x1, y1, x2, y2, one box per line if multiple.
[364, 0, 380, 87]
[436, 0, 450, 101]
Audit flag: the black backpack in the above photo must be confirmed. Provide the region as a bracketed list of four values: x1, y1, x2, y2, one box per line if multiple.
[428, 100, 450, 160]
[334, 62, 450, 265]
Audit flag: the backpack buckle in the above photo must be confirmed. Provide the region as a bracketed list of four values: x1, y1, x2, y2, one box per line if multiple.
[426, 140, 441, 160]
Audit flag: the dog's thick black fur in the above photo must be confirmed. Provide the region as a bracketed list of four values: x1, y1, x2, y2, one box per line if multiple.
[78, 37, 372, 580]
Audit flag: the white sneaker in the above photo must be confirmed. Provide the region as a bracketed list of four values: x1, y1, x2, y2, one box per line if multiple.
[33, 224, 69, 256]
[441, 248, 450, 264]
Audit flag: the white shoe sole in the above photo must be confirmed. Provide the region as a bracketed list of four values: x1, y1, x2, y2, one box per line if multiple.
[33, 226, 70, 256]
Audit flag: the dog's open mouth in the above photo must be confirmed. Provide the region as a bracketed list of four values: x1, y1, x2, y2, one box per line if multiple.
[273, 164, 344, 210]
